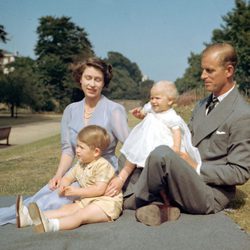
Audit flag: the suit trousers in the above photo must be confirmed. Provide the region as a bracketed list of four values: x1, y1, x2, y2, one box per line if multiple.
[123, 145, 235, 214]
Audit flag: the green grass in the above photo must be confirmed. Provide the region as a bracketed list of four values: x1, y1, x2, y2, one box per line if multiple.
[0, 135, 61, 195]
[0, 108, 249, 233]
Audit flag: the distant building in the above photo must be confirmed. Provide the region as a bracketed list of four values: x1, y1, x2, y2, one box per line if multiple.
[142, 74, 149, 82]
[0, 50, 16, 74]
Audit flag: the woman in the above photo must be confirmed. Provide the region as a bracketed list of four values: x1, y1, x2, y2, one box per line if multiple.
[0, 57, 130, 225]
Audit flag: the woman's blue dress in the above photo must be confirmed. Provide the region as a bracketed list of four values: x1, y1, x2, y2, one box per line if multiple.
[0, 96, 129, 225]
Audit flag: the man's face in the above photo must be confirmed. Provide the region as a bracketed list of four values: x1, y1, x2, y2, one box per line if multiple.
[201, 51, 230, 96]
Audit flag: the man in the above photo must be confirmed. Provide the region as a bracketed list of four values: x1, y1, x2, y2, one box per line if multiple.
[124, 43, 250, 226]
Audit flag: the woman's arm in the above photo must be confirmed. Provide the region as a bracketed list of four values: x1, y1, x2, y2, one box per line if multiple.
[49, 105, 76, 190]
[105, 160, 136, 196]
[48, 154, 74, 190]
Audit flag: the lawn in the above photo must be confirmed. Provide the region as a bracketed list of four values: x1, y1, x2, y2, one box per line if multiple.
[0, 107, 249, 233]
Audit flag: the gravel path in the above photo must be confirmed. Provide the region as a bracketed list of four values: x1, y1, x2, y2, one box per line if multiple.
[1, 121, 60, 147]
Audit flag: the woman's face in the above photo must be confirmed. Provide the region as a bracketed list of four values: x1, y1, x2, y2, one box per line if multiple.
[80, 66, 105, 99]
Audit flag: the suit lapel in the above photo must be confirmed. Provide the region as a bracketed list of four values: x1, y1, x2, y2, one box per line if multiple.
[192, 88, 238, 146]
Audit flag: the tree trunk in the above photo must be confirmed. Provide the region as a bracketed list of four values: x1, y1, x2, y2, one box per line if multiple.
[10, 104, 14, 118]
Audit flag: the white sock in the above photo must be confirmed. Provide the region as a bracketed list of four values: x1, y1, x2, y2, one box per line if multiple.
[48, 219, 60, 232]
[23, 205, 33, 225]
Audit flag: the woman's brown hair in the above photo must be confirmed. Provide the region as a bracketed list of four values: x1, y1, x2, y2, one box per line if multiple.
[71, 57, 113, 88]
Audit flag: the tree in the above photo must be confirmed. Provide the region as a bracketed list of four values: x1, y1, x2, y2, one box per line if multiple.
[0, 57, 45, 117]
[175, 53, 202, 95]
[35, 16, 94, 63]
[105, 52, 142, 99]
[175, 0, 250, 97]
[210, 0, 250, 95]
[0, 24, 8, 43]
[36, 54, 72, 111]
[35, 16, 94, 110]
[0, 24, 9, 58]
[139, 79, 154, 104]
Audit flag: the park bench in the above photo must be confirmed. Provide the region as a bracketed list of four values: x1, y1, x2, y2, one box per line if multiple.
[0, 126, 11, 145]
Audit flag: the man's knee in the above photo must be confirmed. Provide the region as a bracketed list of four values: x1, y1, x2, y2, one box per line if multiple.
[147, 145, 176, 173]
[148, 145, 173, 164]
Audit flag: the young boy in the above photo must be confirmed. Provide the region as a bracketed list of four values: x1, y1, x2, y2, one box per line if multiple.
[16, 125, 123, 232]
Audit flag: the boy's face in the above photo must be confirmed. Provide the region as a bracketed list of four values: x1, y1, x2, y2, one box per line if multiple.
[76, 140, 99, 164]
[150, 85, 171, 113]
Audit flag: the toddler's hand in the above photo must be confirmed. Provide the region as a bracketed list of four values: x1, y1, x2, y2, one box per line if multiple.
[57, 185, 66, 196]
[130, 107, 145, 119]
[179, 152, 197, 170]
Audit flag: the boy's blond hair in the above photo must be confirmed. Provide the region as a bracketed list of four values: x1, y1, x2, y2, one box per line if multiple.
[77, 125, 110, 152]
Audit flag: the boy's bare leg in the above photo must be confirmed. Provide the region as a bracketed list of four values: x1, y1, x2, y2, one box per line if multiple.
[44, 203, 80, 219]
[58, 203, 110, 230]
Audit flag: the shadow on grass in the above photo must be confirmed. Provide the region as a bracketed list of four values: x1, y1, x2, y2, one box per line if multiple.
[227, 189, 248, 209]
[0, 144, 12, 149]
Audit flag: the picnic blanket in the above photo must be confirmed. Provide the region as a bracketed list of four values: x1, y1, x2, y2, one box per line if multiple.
[0, 196, 249, 250]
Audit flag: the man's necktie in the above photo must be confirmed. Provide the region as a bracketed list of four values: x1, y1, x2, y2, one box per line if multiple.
[206, 96, 219, 114]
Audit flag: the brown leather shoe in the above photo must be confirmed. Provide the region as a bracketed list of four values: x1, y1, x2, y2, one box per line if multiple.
[135, 204, 180, 226]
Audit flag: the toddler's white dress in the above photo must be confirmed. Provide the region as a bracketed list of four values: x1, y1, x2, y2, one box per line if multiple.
[121, 104, 201, 174]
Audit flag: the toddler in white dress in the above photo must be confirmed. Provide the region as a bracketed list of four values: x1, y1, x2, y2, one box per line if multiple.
[120, 80, 201, 175]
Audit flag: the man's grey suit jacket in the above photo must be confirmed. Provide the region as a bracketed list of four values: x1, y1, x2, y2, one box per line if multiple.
[189, 87, 250, 187]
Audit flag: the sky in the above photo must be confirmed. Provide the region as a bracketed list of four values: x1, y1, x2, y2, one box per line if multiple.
[0, 0, 235, 82]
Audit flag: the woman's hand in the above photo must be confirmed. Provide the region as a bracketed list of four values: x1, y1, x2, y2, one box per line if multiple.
[105, 176, 124, 197]
[48, 176, 62, 190]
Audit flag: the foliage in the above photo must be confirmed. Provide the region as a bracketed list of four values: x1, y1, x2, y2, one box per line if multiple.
[175, 0, 250, 96]
[210, 0, 250, 95]
[0, 24, 9, 43]
[0, 57, 45, 117]
[139, 79, 154, 105]
[175, 53, 203, 94]
[35, 16, 94, 110]
[105, 52, 142, 99]
[0, 24, 9, 58]
[35, 16, 93, 63]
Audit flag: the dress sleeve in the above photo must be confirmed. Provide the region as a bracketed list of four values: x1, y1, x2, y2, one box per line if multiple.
[142, 102, 152, 113]
[61, 105, 75, 157]
[161, 112, 182, 130]
[110, 105, 130, 144]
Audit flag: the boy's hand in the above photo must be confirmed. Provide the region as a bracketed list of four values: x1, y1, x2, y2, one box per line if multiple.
[60, 186, 81, 197]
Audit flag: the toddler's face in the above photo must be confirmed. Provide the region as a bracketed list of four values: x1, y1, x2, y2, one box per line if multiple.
[75, 140, 96, 164]
[150, 85, 171, 113]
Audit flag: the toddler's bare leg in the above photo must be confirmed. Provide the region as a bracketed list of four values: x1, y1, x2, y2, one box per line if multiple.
[44, 203, 80, 219]
[59, 203, 110, 230]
